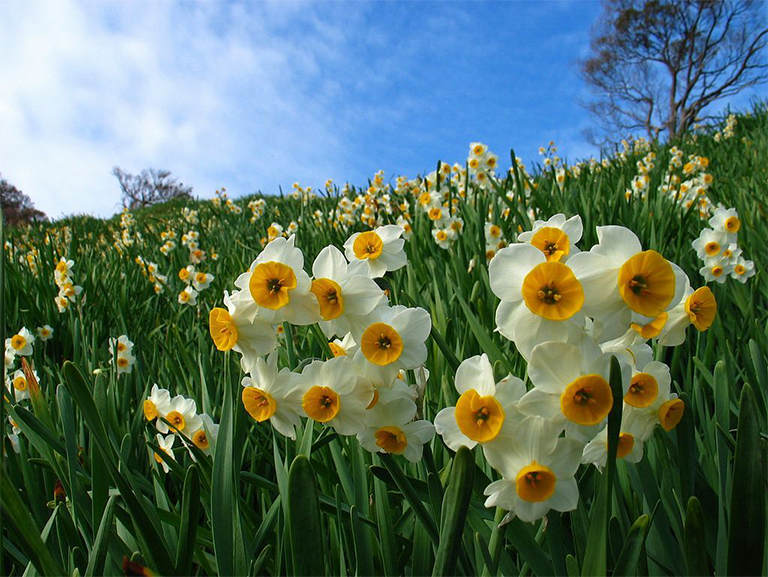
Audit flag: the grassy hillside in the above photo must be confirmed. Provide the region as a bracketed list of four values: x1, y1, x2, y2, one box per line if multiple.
[2, 103, 766, 576]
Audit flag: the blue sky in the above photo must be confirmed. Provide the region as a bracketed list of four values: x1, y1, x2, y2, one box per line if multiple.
[0, 1, 761, 218]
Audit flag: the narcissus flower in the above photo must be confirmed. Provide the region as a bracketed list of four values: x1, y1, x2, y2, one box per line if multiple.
[8, 328, 34, 357]
[187, 414, 219, 456]
[352, 305, 431, 383]
[517, 214, 583, 263]
[156, 395, 202, 436]
[625, 364, 684, 434]
[241, 352, 303, 440]
[482, 415, 581, 523]
[311, 246, 385, 338]
[489, 243, 593, 359]
[357, 396, 435, 462]
[581, 410, 649, 467]
[299, 356, 374, 435]
[518, 341, 629, 442]
[192, 271, 214, 291]
[234, 235, 320, 325]
[178, 286, 199, 306]
[329, 332, 358, 358]
[209, 291, 277, 373]
[434, 354, 525, 451]
[568, 226, 686, 340]
[7, 369, 37, 402]
[36, 325, 54, 341]
[730, 256, 755, 283]
[344, 225, 407, 278]
[708, 207, 740, 238]
[699, 259, 732, 283]
[153, 433, 176, 474]
[143, 385, 171, 423]
[692, 228, 727, 259]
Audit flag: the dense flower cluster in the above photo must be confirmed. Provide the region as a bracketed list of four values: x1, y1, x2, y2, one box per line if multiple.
[54, 257, 83, 313]
[431, 214, 715, 521]
[109, 335, 136, 375]
[208, 231, 436, 462]
[143, 384, 220, 471]
[693, 207, 754, 283]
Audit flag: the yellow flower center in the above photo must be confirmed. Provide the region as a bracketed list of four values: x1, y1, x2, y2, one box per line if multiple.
[473, 144, 485, 155]
[242, 387, 277, 422]
[117, 342, 127, 353]
[56, 261, 68, 274]
[11, 335, 26, 351]
[560, 374, 613, 425]
[530, 227, 570, 262]
[429, 207, 443, 221]
[302, 386, 340, 423]
[489, 225, 501, 238]
[143, 400, 158, 421]
[249, 261, 297, 310]
[13, 376, 27, 391]
[360, 323, 403, 366]
[117, 357, 129, 368]
[179, 291, 190, 303]
[209, 308, 239, 351]
[195, 272, 207, 284]
[193, 429, 209, 450]
[375, 426, 408, 454]
[704, 241, 720, 256]
[436, 230, 448, 241]
[521, 262, 584, 320]
[328, 342, 346, 357]
[608, 433, 635, 459]
[166, 411, 186, 432]
[734, 264, 745, 275]
[515, 462, 556, 503]
[658, 398, 684, 431]
[353, 231, 384, 260]
[725, 216, 740, 233]
[711, 266, 724, 277]
[624, 373, 658, 408]
[685, 287, 717, 331]
[310, 278, 345, 320]
[454, 389, 505, 442]
[630, 312, 668, 339]
[179, 268, 190, 281]
[617, 251, 676, 317]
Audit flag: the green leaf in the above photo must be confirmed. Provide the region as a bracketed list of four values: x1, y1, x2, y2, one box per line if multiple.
[287, 455, 325, 576]
[175, 465, 201, 576]
[84, 495, 116, 577]
[684, 497, 710, 576]
[727, 384, 765, 576]
[432, 446, 475, 576]
[0, 465, 64, 576]
[581, 356, 623, 577]
[379, 454, 439, 546]
[613, 514, 650, 576]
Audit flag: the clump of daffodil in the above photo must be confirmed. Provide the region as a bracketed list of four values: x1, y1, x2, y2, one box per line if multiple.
[109, 335, 136, 375]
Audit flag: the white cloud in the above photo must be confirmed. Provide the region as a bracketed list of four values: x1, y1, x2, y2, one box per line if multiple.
[0, 1, 361, 218]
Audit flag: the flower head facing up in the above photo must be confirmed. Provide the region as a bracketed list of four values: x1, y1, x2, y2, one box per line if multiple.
[250, 261, 297, 310]
[521, 261, 585, 321]
[617, 250, 676, 318]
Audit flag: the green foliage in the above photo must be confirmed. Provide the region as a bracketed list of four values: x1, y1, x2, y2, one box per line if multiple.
[2, 104, 767, 576]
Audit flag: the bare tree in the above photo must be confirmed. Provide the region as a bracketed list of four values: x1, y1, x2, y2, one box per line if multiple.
[112, 167, 193, 209]
[0, 174, 46, 226]
[580, 0, 768, 143]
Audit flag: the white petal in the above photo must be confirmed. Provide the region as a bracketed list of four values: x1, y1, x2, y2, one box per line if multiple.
[489, 244, 544, 302]
[454, 354, 495, 396]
